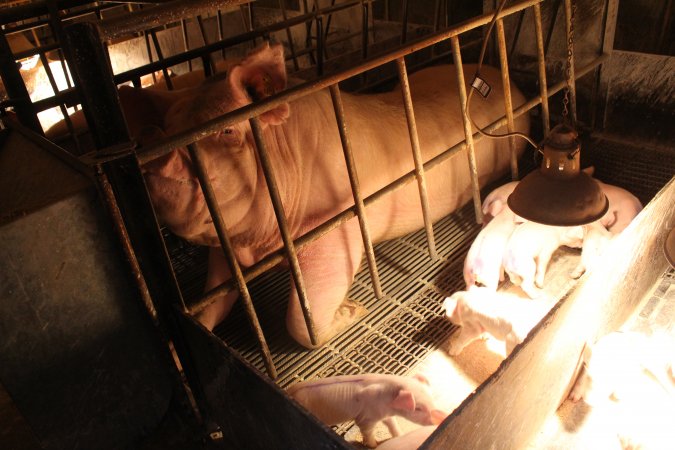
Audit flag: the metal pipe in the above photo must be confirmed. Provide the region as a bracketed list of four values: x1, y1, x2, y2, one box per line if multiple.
[189, 54, 609, 311]
[362, 0, 369, 59]
[329, 84, 383, 299]
[186, 142, 277, 378]
[279, 0, 300, 71]
[509, 10, 526, 60]
[395, 57, 438, 260]
[196, 15, 215, 76]
[563, 0, 577, 124]
[495, 18, 518, 180]
[137, 0, 545, 165]
[450, 35, 482, 224]
[544, 0, 562, 55]
[181, 19, 193, 72]
[99, 0, 250, 41]
[249, 117, 318, 347]
[533, 3, 550, 134]
[401, 0, 409, 44]
[38, 52, 80, 148]
[316, 15, 324, 76]
[149, 29, 174, 91]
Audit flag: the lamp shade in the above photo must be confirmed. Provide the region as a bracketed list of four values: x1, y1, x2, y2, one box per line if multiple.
[665, 227, 675, 268]
[508, 124, 608, 226]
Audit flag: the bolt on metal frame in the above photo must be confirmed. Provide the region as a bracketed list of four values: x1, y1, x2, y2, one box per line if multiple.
[63, 0, 609, 378]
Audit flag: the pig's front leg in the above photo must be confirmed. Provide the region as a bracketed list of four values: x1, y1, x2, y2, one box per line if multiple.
[447, 322, 484, 356]
[382, 416, 402, 438]
[570, 223, 612, 279]
[359, 418, 380, 448]
[196, 247, 240, 330]
[286, 219, 368, 349]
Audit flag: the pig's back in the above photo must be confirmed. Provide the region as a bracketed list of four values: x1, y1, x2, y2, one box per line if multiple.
[287, 377, 368, 425]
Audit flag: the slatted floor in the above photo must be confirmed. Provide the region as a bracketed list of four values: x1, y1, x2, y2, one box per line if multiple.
[164, 136, 675, 438]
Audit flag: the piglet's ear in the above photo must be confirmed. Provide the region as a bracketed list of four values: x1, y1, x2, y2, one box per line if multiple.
[227, 41, 290, 126]
[390, 389, 416, 412]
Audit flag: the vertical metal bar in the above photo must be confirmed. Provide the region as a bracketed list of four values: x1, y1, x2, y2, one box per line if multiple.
[508, 10, 525, 60]
[533, 2, 550, 134]
[181, 19, 193, 72]
[450, 36, 483, 224]
[594, 0, 619, 131]
[320, 0, 335, 60]
[395, 58, 438, 260]
[544, 0, 562, 55]
[495, 18, 518, 180]
[143, 31, 157, 85]
[196, 15, 215, 75]
[149, 29, 173, 90]
[186, 142, 277, 378]
[362, 1, 369, 59]
[400, 0, 409, 44]
[328, 84, 383, 298]
[563, 0, 577, 124]
[217, 10, 226, 60]
[434, 0, 441, 32]
[316, 15, 324, 76]
[278, 0, 299, 71]
[38, 52, 80, 149]
[249, 117, 319, 347]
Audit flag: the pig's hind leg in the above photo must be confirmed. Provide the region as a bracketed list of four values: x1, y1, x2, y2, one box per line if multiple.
[286, 220, 368, 349]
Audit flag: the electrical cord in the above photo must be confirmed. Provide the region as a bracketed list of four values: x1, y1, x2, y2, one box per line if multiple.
[465, 0, 541, 152]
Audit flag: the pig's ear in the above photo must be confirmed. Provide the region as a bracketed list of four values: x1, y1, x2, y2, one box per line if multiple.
[227, 42, 290, 126]
[390, 389, 416, 412]
[582, 165, 595, 176]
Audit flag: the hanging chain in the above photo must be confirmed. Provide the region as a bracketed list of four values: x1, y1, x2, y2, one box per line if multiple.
[562, 0, 577, 124]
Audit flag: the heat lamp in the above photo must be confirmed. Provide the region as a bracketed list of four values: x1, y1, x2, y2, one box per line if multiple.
[507, 124, 609, 226]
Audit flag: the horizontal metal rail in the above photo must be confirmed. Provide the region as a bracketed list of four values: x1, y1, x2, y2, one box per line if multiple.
[189, 52, 608, 314]
[137, 0, 544, 165]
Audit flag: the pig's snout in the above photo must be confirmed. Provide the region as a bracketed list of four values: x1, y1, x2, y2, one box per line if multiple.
[430, 408, 447, 425]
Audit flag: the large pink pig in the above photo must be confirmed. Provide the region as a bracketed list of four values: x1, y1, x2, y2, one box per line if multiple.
[287, 373, 446, 448]
[596, 179, 642, 233]
[121, 42, 529, 348]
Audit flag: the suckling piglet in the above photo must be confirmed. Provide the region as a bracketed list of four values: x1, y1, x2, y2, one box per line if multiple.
[443, 287, 552, 356]
[463, 204, 521, 291]
[287, 374, 447, 448]
[596, 179, 642, 234]
[502, 221, 584, 298]
[481, 181, 519, 225]
[375, 425, 437, 450]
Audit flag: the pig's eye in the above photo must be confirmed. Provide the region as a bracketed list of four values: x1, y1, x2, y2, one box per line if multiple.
[223, 128, 233, 134]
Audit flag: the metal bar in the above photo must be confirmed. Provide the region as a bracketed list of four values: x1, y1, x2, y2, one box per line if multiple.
[181, 19, 193, 72]
[401, 0, 409, 44]
[508, 10, 525, 60]
[279, 0, 300, 71]
[217, 10, 226, 60]
[143, 29, 157, 85]
[495, 18, 519, 180]
[99, 0, 250, 41]
[563, 0, 577, 124]
[451, 35, 482, 224]
[189, 54, 609, 309]
[395, 57, 438, 260]
[533, 2, 550, 134]
[321, 0, 337, 61]
[138, 0, 545, 164]
[249, 117, 318, 347]
[186, 142, 277, 378]
[196, 15, 215, 76]
[316, 15, 324, 76]
[149, 29, 174, 90]
[362, 0, 369, 59]
[544, 0, 562, 55]
[329, 84, 383, 298]
[37, 52, 80, 148]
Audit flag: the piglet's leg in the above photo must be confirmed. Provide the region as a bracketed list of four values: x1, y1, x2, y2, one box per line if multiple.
[195, 247, 239, 331]
[447, 322, 483, 356]
[358, 419, 379, 448]
[383, 416, 402, 437]
[286, 219, 368, 349]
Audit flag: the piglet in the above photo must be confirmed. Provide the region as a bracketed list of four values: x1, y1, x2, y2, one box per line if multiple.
[375, 425, 437, 450]
[481, 181, 519, 225]
[443, 287, 551, 356]
[463, 204, 520, 291]
[287, 374, 446, 448]
[596, 180, 642, 234]
[569, 221, 614, 279]
[502, 222, 584, 298]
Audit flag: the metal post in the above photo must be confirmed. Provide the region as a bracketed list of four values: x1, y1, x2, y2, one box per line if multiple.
[249, 117, 319, 347]
[450, 35, 483, 224]
[495, 18, 519, 180]
[278, 0, 300, 71]
[395, 57, 438, 260]
[563, 0, 577, 124]
[533, 2, 550, 134]
[329, 84, 383, 298]
[186, 142, 277, 378]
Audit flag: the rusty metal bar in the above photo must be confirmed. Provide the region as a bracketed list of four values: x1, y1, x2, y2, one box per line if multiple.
[401, 0, 409, 43]
[186, 142, 277, 378]
[217, 10, 226, 60]
[279, 0, 300, 71]
[495, 18, 519, 181]
[181, 19, 193, 72]
[137, 0, 544, 165]
[149, 29, 174, 91]
[99, 0, 250, 41]
[533, 3, 550, 134]
[395, 57, 438, 260]
[509, 10, 526, 60]
[564, 0, 577, 124]
[545, 0, 562, 55]
[362, 0, 369, 59]
[450, 35, 482, 224]
[249, 117, 318, 347]
[196, 15, 215, 76]
[329, 84, 383, 299]
[316, 15, 324, 76]
[189, 54, 608, 310]
[37, 52, 80, 147]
